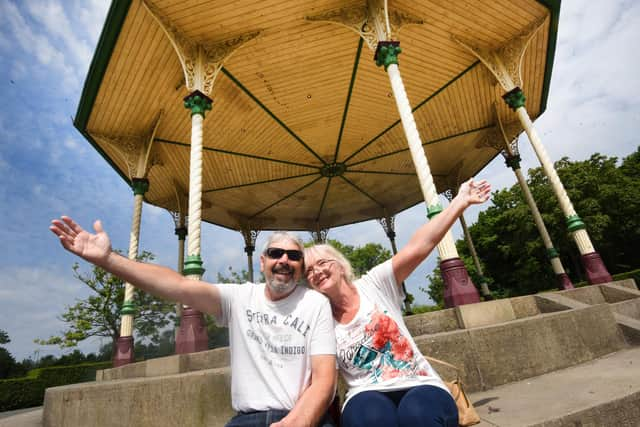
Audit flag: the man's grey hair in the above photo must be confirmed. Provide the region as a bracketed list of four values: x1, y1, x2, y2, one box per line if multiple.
[261, 231, 305, 254]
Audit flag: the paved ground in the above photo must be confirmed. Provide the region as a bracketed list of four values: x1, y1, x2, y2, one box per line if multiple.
[2, 347, 639, 426]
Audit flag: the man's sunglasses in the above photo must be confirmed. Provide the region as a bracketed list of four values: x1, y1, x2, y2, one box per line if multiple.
[265, 247, 303, 261]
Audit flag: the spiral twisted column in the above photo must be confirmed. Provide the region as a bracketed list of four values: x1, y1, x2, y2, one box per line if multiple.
[373, 37, 479, 307]
[176, 91, 212, 354]
[505, 153, 573, 290]
[504, 89, 611, 284]
[115, 178, 149, 367]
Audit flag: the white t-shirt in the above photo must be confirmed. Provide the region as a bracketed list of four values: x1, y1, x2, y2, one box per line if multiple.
[215, 283, 336, 412]
[335, 260, 449, 407]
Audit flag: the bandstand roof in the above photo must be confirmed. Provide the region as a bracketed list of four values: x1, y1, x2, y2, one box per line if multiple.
[75, 0, 560, 231]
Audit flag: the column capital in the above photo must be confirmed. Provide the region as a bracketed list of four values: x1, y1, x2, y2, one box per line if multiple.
[566, 215, 586, 232]
[184, 90, 213, 117]
[174, 226, 187, 241]
[502, 87, 526, 111]
[503, 153, 522, 170]
[374, 41, 401, 70]
[183, 254, 205, 276]
[131, 177, 150, 196]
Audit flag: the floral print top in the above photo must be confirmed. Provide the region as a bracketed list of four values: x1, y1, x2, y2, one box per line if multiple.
[335, 260, 449, 405]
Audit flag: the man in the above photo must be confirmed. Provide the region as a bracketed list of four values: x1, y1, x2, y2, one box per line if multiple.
[50, 216, 337, 427]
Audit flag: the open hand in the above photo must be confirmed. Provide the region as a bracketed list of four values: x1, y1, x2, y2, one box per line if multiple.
[457, 178, 491, 206]
[49, 216, 112, 265]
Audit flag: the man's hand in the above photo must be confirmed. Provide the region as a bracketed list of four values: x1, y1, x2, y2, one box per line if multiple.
[456, 178, 491, 207]
[50, 216, 112, 265]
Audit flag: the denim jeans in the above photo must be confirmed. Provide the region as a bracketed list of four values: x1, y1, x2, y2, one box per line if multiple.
[226, 409, 335, 427]
[341, 385, 458, 427]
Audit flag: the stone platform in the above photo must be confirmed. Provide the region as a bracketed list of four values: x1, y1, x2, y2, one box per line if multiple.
[32, 279, 640, 426]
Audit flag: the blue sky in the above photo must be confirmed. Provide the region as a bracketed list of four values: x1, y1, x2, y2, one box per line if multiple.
[0, 0, 638, 362]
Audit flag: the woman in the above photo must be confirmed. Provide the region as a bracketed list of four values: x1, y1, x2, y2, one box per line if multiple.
[304, 178, 491, 427]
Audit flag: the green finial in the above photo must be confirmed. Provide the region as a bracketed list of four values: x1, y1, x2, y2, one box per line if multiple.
[426, 203, 443, 219]
[566, 215, 586, 232]
[131, 178, 149, 196]
[546, 247, 560, 259]
[375, 41, 402, 71]
[183, 90, 213, 117]
[120, 301, 137, 316]
[183, 254, 205, 276]
[502, 87, 526, 111]
[504, 154, 522, 170]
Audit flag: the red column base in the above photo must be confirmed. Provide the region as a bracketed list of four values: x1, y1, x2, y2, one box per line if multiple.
[113, 336, 134, 367]
[556, 273, 574, 290]
[175, 307, 208, 354]
[441, 258, 481, 308]
[581, 252, 613, 284]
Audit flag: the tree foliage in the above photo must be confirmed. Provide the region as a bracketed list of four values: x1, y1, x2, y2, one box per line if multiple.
[425, 149, 640, 298]
[35, 251, 176, 352]
[326, 239, 393, 277]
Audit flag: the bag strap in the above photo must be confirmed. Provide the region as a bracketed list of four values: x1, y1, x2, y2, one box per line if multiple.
[425, 355, 460, 373]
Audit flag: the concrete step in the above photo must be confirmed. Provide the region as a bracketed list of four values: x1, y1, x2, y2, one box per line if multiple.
[470, 346, 640, 427]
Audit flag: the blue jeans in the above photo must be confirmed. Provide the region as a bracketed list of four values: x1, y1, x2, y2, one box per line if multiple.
[341, 385, 458, 427]
[226, 409, 335, 427]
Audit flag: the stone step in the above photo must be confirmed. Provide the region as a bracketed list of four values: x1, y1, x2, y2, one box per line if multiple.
[470, 346, 640, 427]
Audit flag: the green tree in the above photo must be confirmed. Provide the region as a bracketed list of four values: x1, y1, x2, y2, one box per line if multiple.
[326, 239, 392, 277]
[35, 251, 176, 357]
[0, 329, 9, 345]
[426, 150, 640, 298]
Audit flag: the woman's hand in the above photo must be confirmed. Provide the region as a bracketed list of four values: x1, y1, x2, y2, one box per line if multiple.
[456, 178, 491, 207]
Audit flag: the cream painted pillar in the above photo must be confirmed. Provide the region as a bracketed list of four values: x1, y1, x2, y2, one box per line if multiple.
[366, 0, 478, 307]
[241, 228, 260, 283]
[378, 214, 414, 312]
[311, 224, 329, 244]
[143, 0, 261, 353]
[114, 178, 149, 367]
[456, 20, 612, 284]
[499, 140, 573, 290]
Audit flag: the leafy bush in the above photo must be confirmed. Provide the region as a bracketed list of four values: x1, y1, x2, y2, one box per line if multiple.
[0, 361, 111, 411]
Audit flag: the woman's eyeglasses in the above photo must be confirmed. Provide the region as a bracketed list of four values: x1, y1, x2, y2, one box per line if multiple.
[265, 247, 303, 261]
[305, 259, 335, 277]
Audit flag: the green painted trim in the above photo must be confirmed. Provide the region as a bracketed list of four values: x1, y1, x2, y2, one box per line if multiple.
[120, 301, 137, 316]
[347, 125, 491, 167]
[339, 175, 384, 208]
[73, 0, 132, 186]
[155, 138, 320, 169]
[566, 214, 586, 232]
[343, 61, 481, 163]
[347, 170, 416, 176]
[426, 203, 443, 219]
[535, 0, 561, 114]
[221, 68, 326, 165]
[184, 90, 213, 117]
[503, 87, 526, 111]
[375, 41, 402, 70]
[316, 177, 332, 221]
[131, 178, 149, 196]
[334, 38, 363, 163]
[249, 176, 323, 219]
[504, 154, 522, 171]
[183, 254, 205, 276]
[204, 172, 319, 193]
[546, 247, 559, 259]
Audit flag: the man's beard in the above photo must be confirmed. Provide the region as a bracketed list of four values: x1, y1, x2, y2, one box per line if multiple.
[266, 266, 298, 296]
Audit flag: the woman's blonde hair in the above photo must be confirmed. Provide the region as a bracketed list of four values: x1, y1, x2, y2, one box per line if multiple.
[304, 243, 355, 282]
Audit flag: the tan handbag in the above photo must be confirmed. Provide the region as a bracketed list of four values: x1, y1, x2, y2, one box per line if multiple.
[426, 356, 481, 427]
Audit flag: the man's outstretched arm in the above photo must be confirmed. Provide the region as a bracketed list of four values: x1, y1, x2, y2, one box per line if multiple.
[50, 216, 222, 317]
